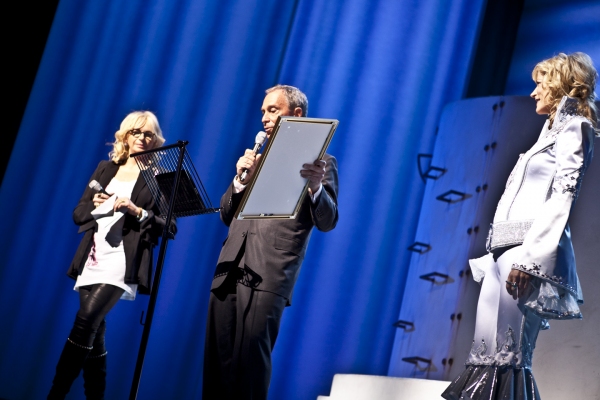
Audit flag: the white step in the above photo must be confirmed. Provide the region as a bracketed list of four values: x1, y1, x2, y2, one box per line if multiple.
[317, 374, 449, 400]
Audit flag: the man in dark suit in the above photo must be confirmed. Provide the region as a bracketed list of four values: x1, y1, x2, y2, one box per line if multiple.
[203, 85, 339, 400]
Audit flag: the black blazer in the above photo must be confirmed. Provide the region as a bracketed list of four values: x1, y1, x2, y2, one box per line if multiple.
[213, 154, 339, 302]
[67, 160, 172, 295]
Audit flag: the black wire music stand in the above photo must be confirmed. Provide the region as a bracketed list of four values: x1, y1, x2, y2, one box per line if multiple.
[129, 140, 219, 400]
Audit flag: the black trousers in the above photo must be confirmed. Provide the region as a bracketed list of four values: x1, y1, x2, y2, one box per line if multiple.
[74, 284, 124, 347]
[203, 267, 288, 400]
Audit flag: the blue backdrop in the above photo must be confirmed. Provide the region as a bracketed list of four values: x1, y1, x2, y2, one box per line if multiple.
[1, 0, 486, 399]
[505, 0, 600, 95]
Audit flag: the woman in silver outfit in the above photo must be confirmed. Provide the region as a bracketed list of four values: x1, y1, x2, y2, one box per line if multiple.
[443, 52, 598, 399]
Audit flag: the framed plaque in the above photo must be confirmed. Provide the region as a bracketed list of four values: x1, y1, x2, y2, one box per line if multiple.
[235, 116, 338, 220]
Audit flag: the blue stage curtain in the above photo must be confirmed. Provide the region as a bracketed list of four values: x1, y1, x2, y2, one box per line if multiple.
[0, 0, 484, 399]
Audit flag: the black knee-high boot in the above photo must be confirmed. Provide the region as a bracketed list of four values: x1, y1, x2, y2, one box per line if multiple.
[83, 320, 107, 400]
[47, 338, 93, 399]
[83, 352, 106, 400]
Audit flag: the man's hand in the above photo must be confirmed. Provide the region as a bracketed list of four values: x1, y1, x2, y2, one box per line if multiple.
[505, 269, 532, 300]
[301, 159, 326, 195]
[236, 149, 262, 184]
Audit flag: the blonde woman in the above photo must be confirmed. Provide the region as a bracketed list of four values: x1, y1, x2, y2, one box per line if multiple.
[443, 52, 598, 399]
[48, 111, 171, 399]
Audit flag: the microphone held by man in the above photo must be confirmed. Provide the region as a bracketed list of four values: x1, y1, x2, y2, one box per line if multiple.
[238, 131, 267, 183]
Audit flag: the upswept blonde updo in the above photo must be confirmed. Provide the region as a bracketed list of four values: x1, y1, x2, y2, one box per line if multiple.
[532, 52, 598, 128]
[109, 111, 166, 164]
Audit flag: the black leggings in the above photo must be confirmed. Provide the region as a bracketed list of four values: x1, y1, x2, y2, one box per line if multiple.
[70, 284, 124, 352]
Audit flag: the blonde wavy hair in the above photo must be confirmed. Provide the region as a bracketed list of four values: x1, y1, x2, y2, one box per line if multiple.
[532, 52, 598, 128]
[109, 111, 165, 164]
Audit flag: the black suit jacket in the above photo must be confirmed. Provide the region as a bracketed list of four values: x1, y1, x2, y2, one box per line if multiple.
[67, 160, 171, 294]
[212, 154, 339, 302]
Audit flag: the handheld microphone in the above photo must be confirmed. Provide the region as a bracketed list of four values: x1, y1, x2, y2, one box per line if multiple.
[239, 131, 267, 182]
[88, 180, 111, 196]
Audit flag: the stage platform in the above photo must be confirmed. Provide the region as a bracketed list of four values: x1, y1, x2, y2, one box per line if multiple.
[317, 374, 449, 399]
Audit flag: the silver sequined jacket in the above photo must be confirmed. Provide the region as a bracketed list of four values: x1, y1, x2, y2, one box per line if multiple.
[471, 96, 597, 319]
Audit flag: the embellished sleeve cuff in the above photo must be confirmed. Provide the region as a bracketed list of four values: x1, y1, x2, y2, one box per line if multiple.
[523, 281, 582, 320]
[511, 262, 578, 295]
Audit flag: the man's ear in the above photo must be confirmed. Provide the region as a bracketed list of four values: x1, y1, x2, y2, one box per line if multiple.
[293, 107, 303, 117]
